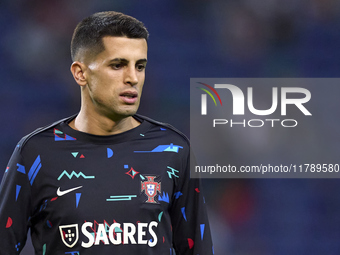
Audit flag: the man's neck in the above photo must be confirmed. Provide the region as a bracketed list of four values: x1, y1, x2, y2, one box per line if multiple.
[68, 110, 140, 136]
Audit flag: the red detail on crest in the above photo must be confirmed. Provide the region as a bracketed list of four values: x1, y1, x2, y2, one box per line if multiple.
[6, 217, 13, 228]
[141, 176, 161, 203]
[188, 238, 194, 249]
[51, 197, 58, 201]
[195, 188, 200, 193]
[163, 236, 165, 243]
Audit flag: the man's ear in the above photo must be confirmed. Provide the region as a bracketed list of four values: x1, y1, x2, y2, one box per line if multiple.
[70, 61, 87, 86]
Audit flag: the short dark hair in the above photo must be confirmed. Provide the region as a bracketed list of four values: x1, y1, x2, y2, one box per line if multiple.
[71, 11, 149, 61]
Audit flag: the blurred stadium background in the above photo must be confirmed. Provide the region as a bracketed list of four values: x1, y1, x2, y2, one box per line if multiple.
[1, 0, 340, 254]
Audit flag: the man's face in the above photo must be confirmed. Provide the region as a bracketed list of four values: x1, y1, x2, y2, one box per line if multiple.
[82, 36, 147, 120]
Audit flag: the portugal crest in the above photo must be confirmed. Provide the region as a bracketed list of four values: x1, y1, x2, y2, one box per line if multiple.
[141, 176, 161, 204]
[59, 224, 79, 248]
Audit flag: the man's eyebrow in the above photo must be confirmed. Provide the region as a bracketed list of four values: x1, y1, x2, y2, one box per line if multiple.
[137, 58, 148, 63]
[108, 58, 128, 63]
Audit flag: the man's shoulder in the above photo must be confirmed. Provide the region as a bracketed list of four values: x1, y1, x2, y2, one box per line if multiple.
[135, 114, 190, 146]
[17, 115, 76, 151]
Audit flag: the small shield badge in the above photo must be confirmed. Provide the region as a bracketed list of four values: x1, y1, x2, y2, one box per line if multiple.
[59, 224, 79, 248]
[141, 176, 161, 204]
[147, 184, 155, 196]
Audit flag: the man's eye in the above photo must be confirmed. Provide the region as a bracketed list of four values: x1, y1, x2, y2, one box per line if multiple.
[136, 64, 146, 71]
[111, 64, 122, 70]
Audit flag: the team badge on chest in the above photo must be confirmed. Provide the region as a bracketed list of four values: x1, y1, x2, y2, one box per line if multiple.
[141, 176, 161, 204]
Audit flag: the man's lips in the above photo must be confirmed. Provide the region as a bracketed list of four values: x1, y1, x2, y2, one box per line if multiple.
[119, 91, 138, 104]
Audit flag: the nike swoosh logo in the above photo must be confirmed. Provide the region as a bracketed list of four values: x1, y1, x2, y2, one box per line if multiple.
[57, 186, 83, 196]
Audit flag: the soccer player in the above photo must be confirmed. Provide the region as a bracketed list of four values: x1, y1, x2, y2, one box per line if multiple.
[0, 11, 213, 254]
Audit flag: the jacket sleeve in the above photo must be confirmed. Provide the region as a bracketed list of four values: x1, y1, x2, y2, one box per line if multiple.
[169, 151, 214, 255]
[0, 142, 32, 254]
